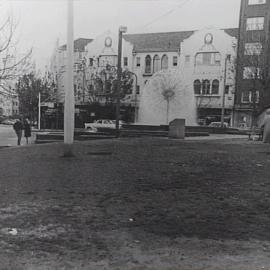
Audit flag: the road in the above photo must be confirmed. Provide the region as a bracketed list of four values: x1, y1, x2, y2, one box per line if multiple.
[0, 124, 18, 146]
[0, 124, 36, 146]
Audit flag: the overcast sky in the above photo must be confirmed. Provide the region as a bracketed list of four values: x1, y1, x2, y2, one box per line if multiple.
[2, 0, 241, 70]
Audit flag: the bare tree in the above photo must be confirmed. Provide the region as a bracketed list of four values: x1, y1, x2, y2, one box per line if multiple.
[0, 12, 32, 95]
[15, 72, 55, 122]
[86, 64, 133, 104]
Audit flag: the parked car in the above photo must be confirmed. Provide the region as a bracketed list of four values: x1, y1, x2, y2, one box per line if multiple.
[238, 122, 249, 130]
[1, 119, 17, 125]
[208, 122, 229, 128]
[85, 119, 122, 130]
[205, 115, 231, 126]
[84, 125, 97, 133]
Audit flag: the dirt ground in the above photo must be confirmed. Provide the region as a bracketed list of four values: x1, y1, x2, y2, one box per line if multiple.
[1, 137, 270, 269]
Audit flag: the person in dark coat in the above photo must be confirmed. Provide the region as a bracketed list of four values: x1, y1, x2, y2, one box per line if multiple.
[13, 119, 24, 146]
[263, 116, 270, 153]
[24, 118, 31, 144]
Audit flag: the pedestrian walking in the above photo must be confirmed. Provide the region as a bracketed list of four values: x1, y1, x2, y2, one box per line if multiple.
[263, 116, 270, 153]
[24, 118, 31, 144]
[13, 118, 24, 146]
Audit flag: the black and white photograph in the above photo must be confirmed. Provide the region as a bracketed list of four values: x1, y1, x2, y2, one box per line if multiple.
[1, 0, 270, 269]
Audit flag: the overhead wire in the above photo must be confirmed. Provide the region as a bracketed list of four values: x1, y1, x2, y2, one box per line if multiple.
[136, 0, 192, 31]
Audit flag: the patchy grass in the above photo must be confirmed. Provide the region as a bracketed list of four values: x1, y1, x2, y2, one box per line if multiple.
[0, 138, 270, 269]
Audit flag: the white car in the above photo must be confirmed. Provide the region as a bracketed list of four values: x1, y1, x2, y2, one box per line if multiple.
[85, 119, 118, 130]
[84, 125, 98, 132]
[208, 122, 229, 128]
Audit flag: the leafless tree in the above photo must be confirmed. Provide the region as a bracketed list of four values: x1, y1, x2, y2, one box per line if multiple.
[0, 12, 32, 96]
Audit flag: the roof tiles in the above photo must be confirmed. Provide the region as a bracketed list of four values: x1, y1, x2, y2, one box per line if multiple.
[124, 28, 238, 53]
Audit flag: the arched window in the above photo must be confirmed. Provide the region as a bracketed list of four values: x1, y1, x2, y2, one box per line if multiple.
[202, 80, 210, 95]
[145, 55, 152, 74]
[161, 54, 168, 70]
[193, 80, 201, 95]
[212, 79, 219, 95]
[153, 55, 160, 73]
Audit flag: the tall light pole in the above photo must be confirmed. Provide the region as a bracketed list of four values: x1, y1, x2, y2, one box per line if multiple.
[221, 54, 230, 127]
[126, 71, 138, 123]
[64, 0, 75, 154]
[116, 25, 127, 137]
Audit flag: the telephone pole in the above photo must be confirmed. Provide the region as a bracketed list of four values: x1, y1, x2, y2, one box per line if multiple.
[64, 0, 75, 155]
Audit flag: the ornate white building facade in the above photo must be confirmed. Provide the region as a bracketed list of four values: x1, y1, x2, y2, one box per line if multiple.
[123, 27, 238, 124]
[179, 28, 237, 124]
[50, 27, 238, 125]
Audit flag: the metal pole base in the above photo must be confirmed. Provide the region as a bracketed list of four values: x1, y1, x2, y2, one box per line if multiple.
[62, 144, 75, 158]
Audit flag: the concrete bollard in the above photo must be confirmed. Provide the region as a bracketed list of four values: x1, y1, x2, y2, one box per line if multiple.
[168, 119, 185, 139]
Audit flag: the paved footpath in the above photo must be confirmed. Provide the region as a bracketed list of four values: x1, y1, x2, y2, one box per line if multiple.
[0, 124, 36, 147]
[186, 134, 249, 140]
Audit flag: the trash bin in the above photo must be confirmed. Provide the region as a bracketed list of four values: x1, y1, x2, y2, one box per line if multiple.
[168, 119, 185, 139]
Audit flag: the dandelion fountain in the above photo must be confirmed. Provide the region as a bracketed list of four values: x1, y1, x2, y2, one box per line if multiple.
[138, 69, 197, 126]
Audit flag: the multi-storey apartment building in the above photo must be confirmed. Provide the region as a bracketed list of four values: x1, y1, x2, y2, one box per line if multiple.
[234, 0, 270, 127]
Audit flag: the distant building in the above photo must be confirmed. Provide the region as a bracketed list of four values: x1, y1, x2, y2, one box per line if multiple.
[81, 30, 135, 122]
[123, 28, 238, 124]
[179, 28, 237, 125]
[0, 55, 21, 117]
[123, 30, 193, 121]
[0, 88, 18, 117]
[50, 38, 93, 104]
[50, 28, 238, 125]
[12, 94, 19, 116]
[82, 28, 238, 124]
[49, 38, 93, 128]
[234, 0, 270, 127]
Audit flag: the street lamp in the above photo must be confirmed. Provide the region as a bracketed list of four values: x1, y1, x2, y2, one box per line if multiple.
[221, 54, 231, 127]
[115, 25, 127, 137]
[126, 70, 138, 123]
